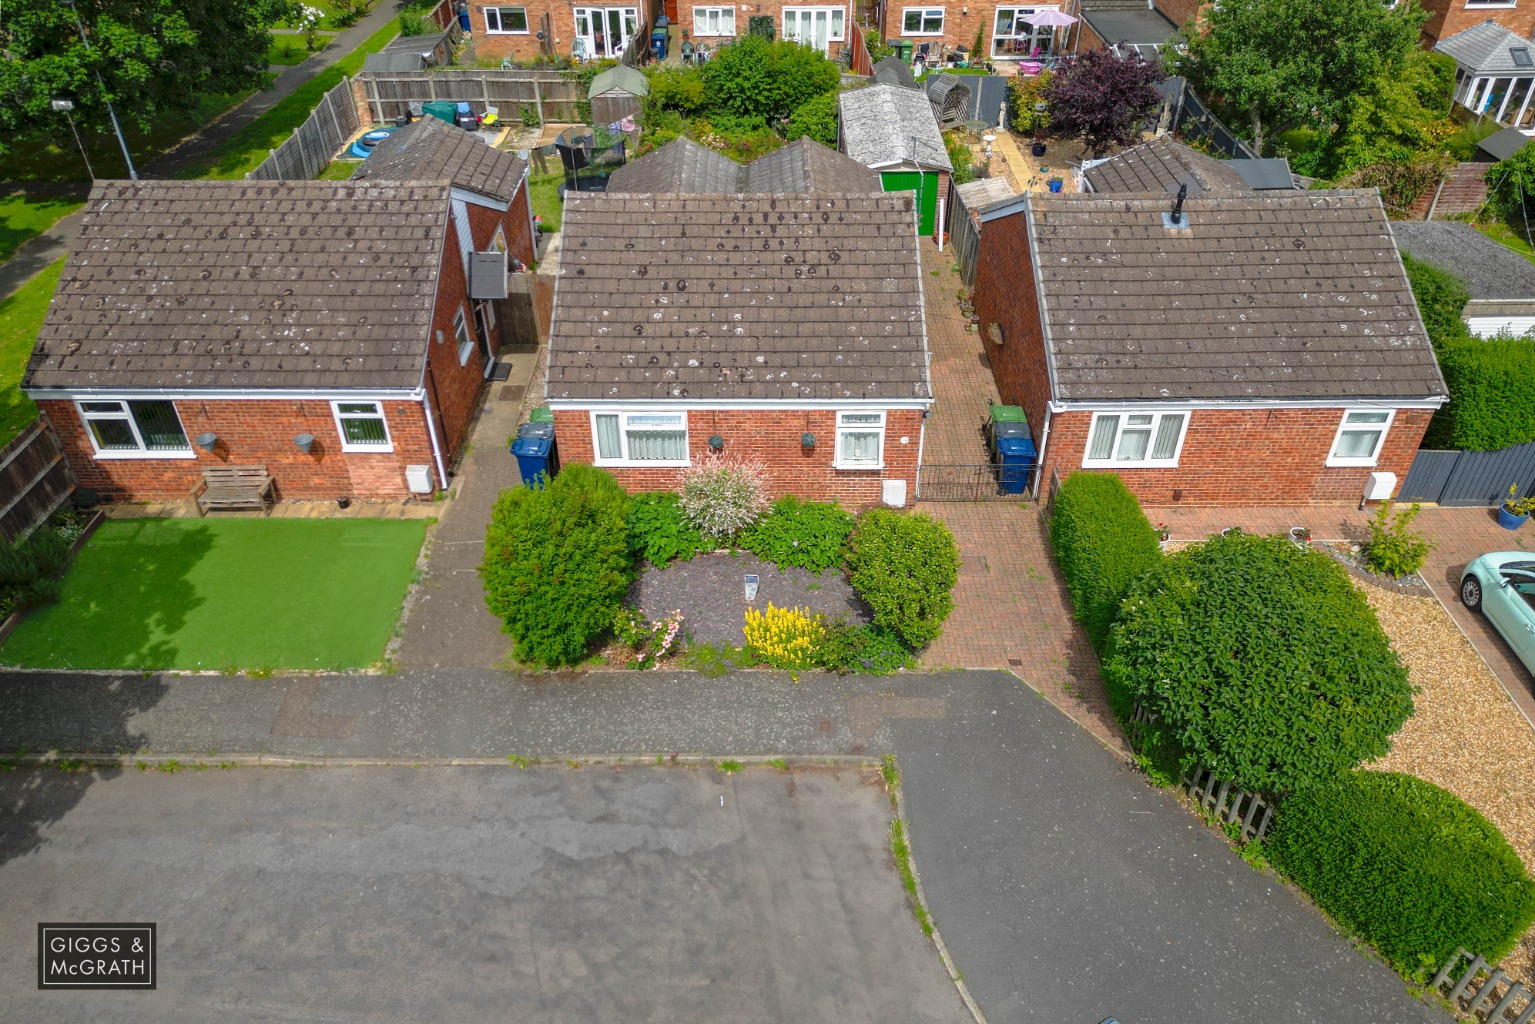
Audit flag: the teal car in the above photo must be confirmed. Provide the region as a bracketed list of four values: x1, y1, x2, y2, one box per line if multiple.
[1460, 553, 1535, 675]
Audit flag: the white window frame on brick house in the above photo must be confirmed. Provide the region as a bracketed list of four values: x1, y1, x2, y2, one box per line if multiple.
[692, 5, 735, 35]
[75, 399, 194, 459]
[484, 6, 531, 33]
[901, 7, 945, 35]
[835, 410, 886, 469]
[331, 400, 394, 453]
[454, 308, 475, 366]
[1326, 408, 1395, 467]
[992, 6, 1059, 58]
[1082, 409, 1189, 468]
[782, 6, 846, 53]
[590, 410, 691, 466]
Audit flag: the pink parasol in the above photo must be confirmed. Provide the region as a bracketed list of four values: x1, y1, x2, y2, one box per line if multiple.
[1022, 9, 1078, 26]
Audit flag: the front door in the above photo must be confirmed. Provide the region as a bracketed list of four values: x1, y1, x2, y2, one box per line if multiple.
[473, 300, 498, 379]
[574, 7, 638, 59]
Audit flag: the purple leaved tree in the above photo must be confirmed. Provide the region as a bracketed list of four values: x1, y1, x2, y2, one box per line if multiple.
[1041, 50, 1167, 159]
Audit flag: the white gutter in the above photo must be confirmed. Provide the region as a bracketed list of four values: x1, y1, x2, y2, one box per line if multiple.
[545, 397, 934, 411]
[422, 385, 450, 492]
[1045, 396, 1448, 412]
[26, 386, 424, 402]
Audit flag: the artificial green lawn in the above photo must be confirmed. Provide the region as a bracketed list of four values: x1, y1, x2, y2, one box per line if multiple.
[0, 518, 429, 671]
[0, 259, 62, 448]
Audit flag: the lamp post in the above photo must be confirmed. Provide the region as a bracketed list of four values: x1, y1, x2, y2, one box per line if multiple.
[62, 0, 137, 180]
[49, 98, 95, 180]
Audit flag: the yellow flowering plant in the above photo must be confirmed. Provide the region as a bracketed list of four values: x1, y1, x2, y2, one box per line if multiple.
[743, 603, 826, 671]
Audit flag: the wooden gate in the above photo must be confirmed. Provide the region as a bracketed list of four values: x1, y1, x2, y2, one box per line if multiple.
[1398, 441, 1535, 506]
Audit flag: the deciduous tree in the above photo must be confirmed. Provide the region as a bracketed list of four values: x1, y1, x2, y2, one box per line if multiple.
[1040, 49, 1164, 159]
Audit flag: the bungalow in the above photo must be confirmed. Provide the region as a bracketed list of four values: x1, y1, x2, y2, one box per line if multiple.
[1081, 137, 1298, 194]
[838, 83, 953, 240]
[25, 123, 535, 503]
[971, 189, 1449, 505]
[545, 184, 931, 508]
[1393, 220, 1535, 338]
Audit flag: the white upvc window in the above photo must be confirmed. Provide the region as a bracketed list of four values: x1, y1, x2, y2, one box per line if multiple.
[693, 5, 735, 35]
[331, 400, 394, 452]
[76, 399, 193, 459]
[1082, 410, 1188, 468]
[1327, 409, 1394, 467]
[591, 410, 690, 466]
[484, 6, 530, 33]
[902, 7, 945, 34]
[783, 6, 846, 53]
[835, 410, 885, 469]
[992, 6, 1058, 57]
[454, 308, 475, 366]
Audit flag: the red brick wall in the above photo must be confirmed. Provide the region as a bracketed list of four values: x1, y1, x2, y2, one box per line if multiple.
[876, 2, 991, 57]
[39, 398, 437, 502]
[971, 207, 1051, 444]
[469, 1, 563, 62]
[427, 215, 488, 460]
[1419, 0, 1535, 47]
[1074, 16, 1103, 53]
[1152, 0, 1204, 33]
[550, 407, 923, 508]
[1039, 406, 1434, 505]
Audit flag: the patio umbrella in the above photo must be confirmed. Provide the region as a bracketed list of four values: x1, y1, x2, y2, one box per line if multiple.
[1022, 9, 1078, 26]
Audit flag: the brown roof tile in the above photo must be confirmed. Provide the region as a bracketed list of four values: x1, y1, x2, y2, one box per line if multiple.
[1084, 138, 1251, 196]
[548, 194, 929, 402]
[350, 115, 528, 201]
[24, 180, 448, 391]
[1027, 190, 1448, 402]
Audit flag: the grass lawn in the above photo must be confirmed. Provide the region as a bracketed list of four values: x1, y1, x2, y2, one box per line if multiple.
[0, 259, 62, 448]
[0, 518, 429, 672]
[316, 158, 363, 179]
[528, 171, 564, 232]
[267, 34, 339, 66]
[1475, 218, 1535, 264]
[0, 195, 83, 264]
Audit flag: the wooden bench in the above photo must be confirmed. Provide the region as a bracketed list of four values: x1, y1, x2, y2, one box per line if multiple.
[191, 466, 276, 517]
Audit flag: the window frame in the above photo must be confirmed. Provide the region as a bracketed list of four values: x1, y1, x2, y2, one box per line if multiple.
[454, 308, 475, 367]
[589, 410, 691, 467]
[834, 410, 886, 470]
[330, 400, 394, 453]
[1080, 409, 1189, 469]
[901, 6, 945, 35]
[75, 399, 194, 460]
[1326, 408, 1395, 468]
[991, 5, 1058, 58]
[782, 6, 846, 45]
[484, 6, 531, 33]
[692, 5, 736, 36]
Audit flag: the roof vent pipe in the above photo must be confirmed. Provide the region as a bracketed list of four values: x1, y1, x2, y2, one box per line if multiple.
[1170, 182, 1188, 226]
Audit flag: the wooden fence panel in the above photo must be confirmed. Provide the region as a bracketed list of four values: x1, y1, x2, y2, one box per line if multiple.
[1398, 441, 1535, 506]
[0, 419, 75, 545]
[359, 70, 585, 124]
[247, 77, 362, 180]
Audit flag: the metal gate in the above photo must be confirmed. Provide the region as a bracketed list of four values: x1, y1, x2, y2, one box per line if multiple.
[1398, 441, 1535, 506]
[916, 463, 1031, 501]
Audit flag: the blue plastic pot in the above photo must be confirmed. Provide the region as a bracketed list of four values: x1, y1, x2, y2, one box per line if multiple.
[1497, 504, 1529, 530]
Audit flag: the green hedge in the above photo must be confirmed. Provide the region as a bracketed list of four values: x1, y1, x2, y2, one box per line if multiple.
[480, 466, 633, 666]
[1267, 771, 1535, 975]
[1425, 336, 1535, 451]
[1049, 472, 1161, 655]
[847, 508, 959, 650]
[1103, 533, 1413, 793]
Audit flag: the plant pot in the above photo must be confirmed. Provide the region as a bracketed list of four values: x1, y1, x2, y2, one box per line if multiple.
[1497, 504, 1529, 530]
[1047, 178, 1064, 193]
[1030, 141, 1047, 157]
[1288, 527, 1310, 547]
[960, 301, 974, 317]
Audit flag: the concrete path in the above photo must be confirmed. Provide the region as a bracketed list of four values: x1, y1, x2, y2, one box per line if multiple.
[0, 765, 965, 1023]
[0, 209, 84, 303]
[0, 667, 1453, 1024]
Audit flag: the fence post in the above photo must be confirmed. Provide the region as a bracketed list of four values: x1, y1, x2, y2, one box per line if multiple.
[534, 77, 544, 125]
[327, 78, 346, 144]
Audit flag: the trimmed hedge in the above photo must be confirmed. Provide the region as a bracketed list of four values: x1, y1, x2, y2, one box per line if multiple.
[1103, 533, 1413, 793]
[480, 466, 634, 667]
[1267, 771, 1535, 974]
[1049, 472, 1162, 654]
[740, 495, 853, 574]
[1424, 336, 1535, 451]
[847, 508, 959, 650]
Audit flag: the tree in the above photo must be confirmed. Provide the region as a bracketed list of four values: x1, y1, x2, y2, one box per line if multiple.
[1488, 141, 1535, 248]
[1103, 533, 1414, 793]
[785, 91, 839, 148]
[0, 0, 298, 150]
[1328, 50, 1456, 175]
[1171, 0, 1424, 156]
[1040, 49, 1165, 159]
[701, 35, 840, 122]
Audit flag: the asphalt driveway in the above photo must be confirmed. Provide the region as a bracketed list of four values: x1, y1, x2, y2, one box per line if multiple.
[0, 765, 964, 1024]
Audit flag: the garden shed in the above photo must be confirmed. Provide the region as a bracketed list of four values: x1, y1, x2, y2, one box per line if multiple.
[588, 64, 649, 127]
[838, 83, 952, 239]
[872, 56, 916, 89]
[925, 75, 971, 131]
[363, 30, 455, 72]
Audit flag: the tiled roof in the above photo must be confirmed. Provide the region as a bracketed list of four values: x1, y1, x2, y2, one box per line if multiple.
[1084, 138, 1250, 195]
[1391, 220, 1535, 301]
[1433, 19, 1535, 74]
[1028, 190, 1446, 402]
[548, 194, 928, 402]
[838, 83, 951, 171]
[351, 115, 527, 202]
[607, 137, 879, 194]
[25, 180, 448, 392]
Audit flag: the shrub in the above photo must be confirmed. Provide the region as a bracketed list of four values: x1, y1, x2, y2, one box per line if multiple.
[679, 455, 769, 543]
[944, 131, 976, 184]
[744, 603, 825, 670]
[627, 492, 707, 566]
[1425, 336, 1535, 451]
[397, 9, 430, 36]
[702, 35, 840, 122]
[1363, 500, 1434, 577]
[611, 607, 686, 668]
[818, 622, 915, 674]
[1401, 252, 1472, 350]
[688, 115, 784, 162]
[647, 65, 708, 114]
[480, 466, 634, 667]
[1267, 771, 1535, 976]
[847, 509, 959, 649]
[1103, 533, 1414, 793]
[740, 496, 853, 574]
[785, 91, 839, 148]
[1049, 472, 1162, 655]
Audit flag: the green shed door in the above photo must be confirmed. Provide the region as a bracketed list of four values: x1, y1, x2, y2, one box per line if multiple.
[881, 171, 939, 235]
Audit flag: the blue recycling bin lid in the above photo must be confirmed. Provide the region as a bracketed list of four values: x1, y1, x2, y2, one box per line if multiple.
[512, 435, 551, 458]
[997, 437, 1037, 461]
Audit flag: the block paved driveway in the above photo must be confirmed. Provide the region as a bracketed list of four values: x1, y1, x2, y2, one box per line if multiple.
[0, 669, 1447, 1024]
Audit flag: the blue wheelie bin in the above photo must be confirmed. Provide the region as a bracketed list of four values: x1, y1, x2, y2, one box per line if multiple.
[512, 434, 553, 487]
[996, 436, 1037, 495]
[515, 420, 560, 476]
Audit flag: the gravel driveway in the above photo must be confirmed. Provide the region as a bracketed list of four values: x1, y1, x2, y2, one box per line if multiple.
[632, 552, 869, 646]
